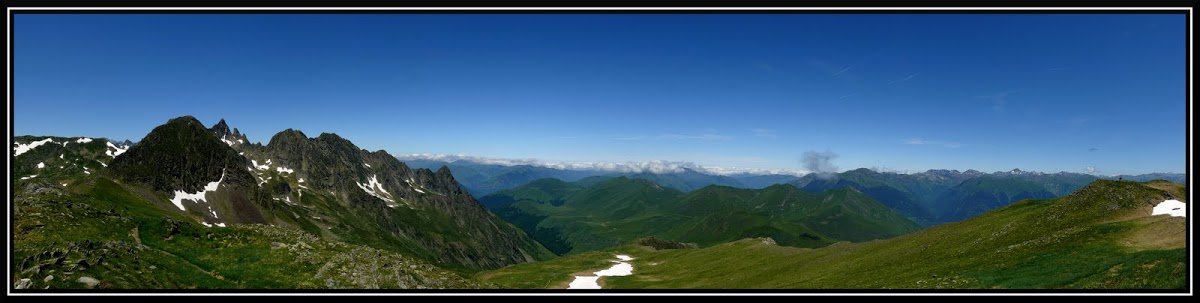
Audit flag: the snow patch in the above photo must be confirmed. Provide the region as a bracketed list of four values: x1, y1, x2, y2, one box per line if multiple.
[275, 166, 294, 174]
[75, 138, 93, 144]
[568, 255, 636, 289]
[14, 138, 54, 157]
[37, 162, 45, 169]
[84, 171, 91, 175]
[169, 170, 226, 211]
[97, 160, 107, 167]
[1152, 199, 1186, 217]
[567, 277, 601, 289]
[356, 174, 397, 205]
[252, 160, 270, 170]
[21, 175, 37, 180]
[59, 154, 64, 159]
[105, 141, 128, 157]
[363, 163, 372, 168]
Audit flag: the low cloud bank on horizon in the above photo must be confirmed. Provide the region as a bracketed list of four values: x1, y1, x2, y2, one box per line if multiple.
[396, 153, 813, 177]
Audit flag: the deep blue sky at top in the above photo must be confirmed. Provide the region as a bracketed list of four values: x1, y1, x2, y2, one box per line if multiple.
[13, 13, 1187, 175]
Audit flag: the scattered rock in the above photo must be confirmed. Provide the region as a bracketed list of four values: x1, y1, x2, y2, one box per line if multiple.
[271, 242, 286, 250]
[76, 276, 100, 288]
[15, 278, 32, 289]
[43, 275, 54, 283]
[148, 265, 156, 270]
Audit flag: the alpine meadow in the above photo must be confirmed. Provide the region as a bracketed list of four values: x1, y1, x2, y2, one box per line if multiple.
[8, 11, 1191, 295]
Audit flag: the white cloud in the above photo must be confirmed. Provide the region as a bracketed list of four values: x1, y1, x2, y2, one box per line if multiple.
[905, 138, 964, 148]
[395, 154, 811, 177]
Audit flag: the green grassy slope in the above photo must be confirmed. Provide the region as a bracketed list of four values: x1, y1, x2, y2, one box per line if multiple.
[480, 180, 1186, 289]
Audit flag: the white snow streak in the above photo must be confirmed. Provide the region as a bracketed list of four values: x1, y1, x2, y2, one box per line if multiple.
[20, 175, 37, 180]
[37, 162, 45, 169]
[169, 170, 226, 211]
[13, 138, 54, 157]
[356, 174, 396, 206]
[75, 138, 93, 144]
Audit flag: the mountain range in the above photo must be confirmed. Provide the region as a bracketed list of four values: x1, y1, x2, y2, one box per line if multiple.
[13, 116, 554, 290]
[479, 177, 920, 255]
[9, 116, 1187, 290]
[406, 158, 1183, 227]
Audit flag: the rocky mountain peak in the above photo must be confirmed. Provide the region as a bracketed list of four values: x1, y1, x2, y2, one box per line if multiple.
[210, 118, 232, 137]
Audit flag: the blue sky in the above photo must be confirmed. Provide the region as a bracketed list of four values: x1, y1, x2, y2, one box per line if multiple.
[14, 13, 1187, 175]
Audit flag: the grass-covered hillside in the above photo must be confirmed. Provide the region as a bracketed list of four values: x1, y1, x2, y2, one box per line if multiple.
[480, 180, 1186, 290]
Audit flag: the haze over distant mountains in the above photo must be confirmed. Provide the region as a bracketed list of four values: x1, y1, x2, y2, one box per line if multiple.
[401, 155, 1184, 226]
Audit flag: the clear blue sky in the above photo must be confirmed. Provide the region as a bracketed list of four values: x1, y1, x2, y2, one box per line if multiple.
[14, 13, 1187, 175]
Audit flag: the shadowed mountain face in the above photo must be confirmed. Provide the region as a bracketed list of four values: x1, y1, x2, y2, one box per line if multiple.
[107, 116, 268, 226]
[103, 116, 552, 271]
[480, 177, 920, 255]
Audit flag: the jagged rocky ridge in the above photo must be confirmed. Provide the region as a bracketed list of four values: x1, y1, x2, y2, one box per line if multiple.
[102, 116, 552, 271]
